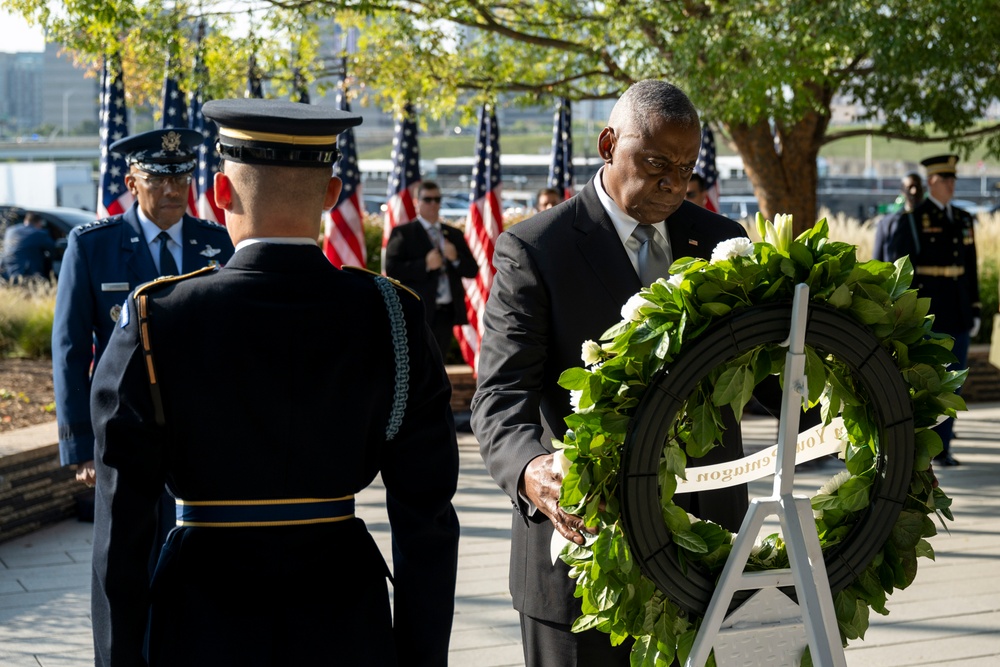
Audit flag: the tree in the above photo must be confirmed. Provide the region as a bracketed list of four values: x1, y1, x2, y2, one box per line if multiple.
[8, 0, 999, 233]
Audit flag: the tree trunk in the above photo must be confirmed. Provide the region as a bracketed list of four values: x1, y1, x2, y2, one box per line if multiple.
[723, 103, 830, 237]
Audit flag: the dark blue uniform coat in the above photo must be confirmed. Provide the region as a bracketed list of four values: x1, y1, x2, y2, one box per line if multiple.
[90, 243, 460, 667]
[52, 203, 233, 466]
[877, 198, 980, 335]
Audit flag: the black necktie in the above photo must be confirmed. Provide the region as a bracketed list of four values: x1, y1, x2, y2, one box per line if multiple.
[633, 225, 670, 286]
[157, 231, 179, 276]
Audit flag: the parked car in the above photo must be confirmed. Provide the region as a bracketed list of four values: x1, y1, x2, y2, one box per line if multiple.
[717, 195, 761, 222]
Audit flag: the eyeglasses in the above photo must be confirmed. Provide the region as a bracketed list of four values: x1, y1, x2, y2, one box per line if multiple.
[134, 173, 194, 190]
[421, 196, 442, 204]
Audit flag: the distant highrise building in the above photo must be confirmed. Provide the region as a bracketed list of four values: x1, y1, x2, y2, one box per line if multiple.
[41, 43, 99, 135]
[0, 52, 43, 134]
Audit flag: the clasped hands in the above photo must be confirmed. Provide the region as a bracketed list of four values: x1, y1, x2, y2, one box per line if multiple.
[426, 240, 459, 271]
[520, 453, 598, 545]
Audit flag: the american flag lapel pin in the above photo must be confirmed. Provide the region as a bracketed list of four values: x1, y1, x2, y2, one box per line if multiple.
[689, 239, 699, 246]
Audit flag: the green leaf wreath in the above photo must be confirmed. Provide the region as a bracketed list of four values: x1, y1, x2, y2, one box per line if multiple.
[556, 214, 961, 666]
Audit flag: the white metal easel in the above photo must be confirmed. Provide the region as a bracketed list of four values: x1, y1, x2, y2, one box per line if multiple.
[684, 284, 847, 667]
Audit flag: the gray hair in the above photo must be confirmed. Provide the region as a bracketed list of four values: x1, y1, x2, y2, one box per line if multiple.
[610, 80, 700, 136]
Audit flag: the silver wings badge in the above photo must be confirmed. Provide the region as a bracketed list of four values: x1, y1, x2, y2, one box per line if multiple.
[200, 245, 222, 258]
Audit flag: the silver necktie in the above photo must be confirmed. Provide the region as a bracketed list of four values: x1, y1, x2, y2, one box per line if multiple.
[633, 224, 670, 286]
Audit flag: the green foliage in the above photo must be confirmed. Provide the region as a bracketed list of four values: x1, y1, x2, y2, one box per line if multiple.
[558, 216, 956, 665]
[0, 281, 56, 359]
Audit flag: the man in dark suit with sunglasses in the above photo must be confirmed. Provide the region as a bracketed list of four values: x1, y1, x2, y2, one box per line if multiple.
[385, 180, 479, 360]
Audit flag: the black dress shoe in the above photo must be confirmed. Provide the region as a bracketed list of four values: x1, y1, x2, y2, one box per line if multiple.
[934, 453, 961, 467]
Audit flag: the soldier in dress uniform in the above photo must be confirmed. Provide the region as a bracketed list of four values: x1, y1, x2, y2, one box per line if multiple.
[52, 128, 234, 488]
[878, 154, 980, 466]
[89, 99, 460, 667]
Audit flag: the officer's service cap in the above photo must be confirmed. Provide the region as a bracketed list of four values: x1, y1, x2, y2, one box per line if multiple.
[921, 154, 959, 178]
[202, 99, 363, 168]
[110, 128, 202, 175]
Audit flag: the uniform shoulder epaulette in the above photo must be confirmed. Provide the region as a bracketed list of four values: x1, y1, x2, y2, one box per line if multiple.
[192, 215, 227, 230]
[341, 265, 421, 302]
[133, 264, 219, 297]
[74, 216, 118, 235]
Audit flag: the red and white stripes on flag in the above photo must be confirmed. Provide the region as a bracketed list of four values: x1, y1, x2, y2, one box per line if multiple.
[323, 80, 366, 269]
[97, 58, 134, 218]
[455, 105, 502, 375]
[382, 104, 421, 256]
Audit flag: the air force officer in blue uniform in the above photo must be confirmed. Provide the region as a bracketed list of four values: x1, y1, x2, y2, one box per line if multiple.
[52, 128, 234, 486]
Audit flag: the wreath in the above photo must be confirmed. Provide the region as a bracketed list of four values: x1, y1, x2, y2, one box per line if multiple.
[556, 215, 961, 666]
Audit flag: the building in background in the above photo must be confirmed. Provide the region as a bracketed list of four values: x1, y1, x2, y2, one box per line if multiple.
[40, 43, 99, 136]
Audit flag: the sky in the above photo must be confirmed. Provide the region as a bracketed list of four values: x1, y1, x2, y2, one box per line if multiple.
[0, 11, 46, 53]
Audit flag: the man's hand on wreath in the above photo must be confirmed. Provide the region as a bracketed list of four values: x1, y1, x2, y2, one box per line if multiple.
[520, 454, 598, 545]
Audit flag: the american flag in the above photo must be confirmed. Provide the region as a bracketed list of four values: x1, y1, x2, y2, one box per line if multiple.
[161, 66, 198, 217]
[696, 123, 721, 213]
[323, 80, 366, 269]
[454, 104, 503, 374]
[548, 98, 574, 200]
[97, 57, 134, 218]
[246, 54, 264, 98]
[382, 104, 421, 253]
[189, 55, 224, 225]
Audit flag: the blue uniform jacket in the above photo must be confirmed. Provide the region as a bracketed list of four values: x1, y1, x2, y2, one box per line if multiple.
[52, 203, 234, 465]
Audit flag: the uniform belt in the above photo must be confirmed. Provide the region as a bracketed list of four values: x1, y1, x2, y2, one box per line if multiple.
[175, 496, 355, 527]
[915, 265, 965, 278]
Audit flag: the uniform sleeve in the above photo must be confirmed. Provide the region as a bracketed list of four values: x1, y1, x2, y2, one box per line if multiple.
[967, 215, 981, 321]
[470, 232, 551, 509]
[377, 291, 460, 667]
[90, 294, 168, 667]
[52, 231, 98, 465]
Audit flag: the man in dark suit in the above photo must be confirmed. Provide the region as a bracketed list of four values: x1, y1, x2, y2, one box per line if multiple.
[89, 99, 460, 666]
[471, 80, 750, 667]
[385, 180, 478, 359]
[873, 172, 923, 262]
[876, 155, 980, 466]
[1, 212, 55, 280]
[51, 127, 234, 545]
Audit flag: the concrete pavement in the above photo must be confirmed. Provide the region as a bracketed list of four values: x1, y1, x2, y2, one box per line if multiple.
[2, 405, 999, 666]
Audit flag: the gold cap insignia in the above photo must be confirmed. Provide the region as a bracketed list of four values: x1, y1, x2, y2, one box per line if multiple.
[162, 131, 182, 152]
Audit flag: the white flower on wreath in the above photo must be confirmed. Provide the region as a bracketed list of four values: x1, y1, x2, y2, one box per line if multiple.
[581, 340, 603, 366]
[621, 293, 656, 322]
[817, 469, 852, 496]
[569, 389, 583, 411]
[667, 273, 684, 288]
[710, 236, 755, 264]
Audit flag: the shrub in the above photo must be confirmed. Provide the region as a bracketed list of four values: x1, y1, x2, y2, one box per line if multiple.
[0, 280, 56, 359]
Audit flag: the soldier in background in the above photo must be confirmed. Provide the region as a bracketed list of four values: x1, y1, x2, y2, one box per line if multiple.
[877, 155, 979, 466]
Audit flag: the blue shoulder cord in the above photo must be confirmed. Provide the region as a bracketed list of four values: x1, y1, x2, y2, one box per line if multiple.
[373, 275, 410, 441]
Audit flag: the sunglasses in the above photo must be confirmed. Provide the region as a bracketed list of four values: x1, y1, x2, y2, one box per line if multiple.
[421, 196, 442, 203]
[134, 173, 194, 190]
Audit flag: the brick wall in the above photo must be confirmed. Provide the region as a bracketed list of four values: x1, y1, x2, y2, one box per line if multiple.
[0, 442, 86, 544]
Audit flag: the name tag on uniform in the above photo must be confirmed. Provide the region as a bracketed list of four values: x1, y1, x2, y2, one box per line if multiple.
[101, 282, 130, 292]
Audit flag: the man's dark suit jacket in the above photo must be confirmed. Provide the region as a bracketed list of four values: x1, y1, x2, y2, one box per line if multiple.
[471, 179, 751, 625]
[384, 219, 478, 324]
